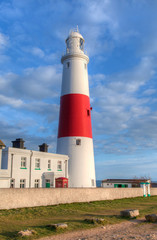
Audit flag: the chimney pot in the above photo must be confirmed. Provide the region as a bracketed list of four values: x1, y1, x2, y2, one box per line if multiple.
[12, 138, 25, 149]
[39, 143, 48, 152]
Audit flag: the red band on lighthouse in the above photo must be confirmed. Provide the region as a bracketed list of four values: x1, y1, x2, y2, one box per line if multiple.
[58, 94, 92, 138]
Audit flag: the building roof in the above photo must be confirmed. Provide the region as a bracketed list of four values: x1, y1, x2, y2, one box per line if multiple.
[102, 179, 150, 183]
[0, 140, 5, 147]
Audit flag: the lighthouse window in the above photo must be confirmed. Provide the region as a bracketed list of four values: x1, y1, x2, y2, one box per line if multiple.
[76, 139, 81, 146]
[84, 63, 87, 69]
[87, 109, 90, 116]
[66, 62, 70, 68]
[80, 39, 84, 50]
[91, 179, 95, 186]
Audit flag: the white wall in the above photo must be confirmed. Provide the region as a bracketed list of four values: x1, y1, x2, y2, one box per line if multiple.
[57, 137, 96, 188]
[0, 188, 157, 210]
[0, 169, 10, 188]
[61, 57, 89, 96]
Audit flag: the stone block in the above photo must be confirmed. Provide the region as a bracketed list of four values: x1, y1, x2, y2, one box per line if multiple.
[84, 218, 105, 224]
[120, 209, 139, 218]
[145, 214, 157, 222]
[18, 229, 37, 236]
[47, 223, 68, 229]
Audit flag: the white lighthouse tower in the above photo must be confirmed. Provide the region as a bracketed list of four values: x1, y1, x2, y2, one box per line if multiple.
[57, 28, 96, 187]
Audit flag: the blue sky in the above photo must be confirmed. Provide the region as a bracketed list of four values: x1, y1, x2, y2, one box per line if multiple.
[0, 0, 157, 180]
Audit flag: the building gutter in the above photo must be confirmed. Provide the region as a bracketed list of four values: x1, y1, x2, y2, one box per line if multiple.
[29, 151, 33, 188]
[11, 154, 14, 178]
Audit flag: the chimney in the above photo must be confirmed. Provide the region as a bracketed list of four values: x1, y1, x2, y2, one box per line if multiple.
[0, 140, 5, 149]
[39, 143, 48, 152]
[12, 138, 25, 149]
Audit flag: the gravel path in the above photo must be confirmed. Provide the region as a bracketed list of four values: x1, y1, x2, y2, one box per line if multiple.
[40, 219, 157, 240]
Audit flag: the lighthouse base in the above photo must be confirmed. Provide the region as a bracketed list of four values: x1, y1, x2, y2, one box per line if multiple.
[57, 137, 96, 188]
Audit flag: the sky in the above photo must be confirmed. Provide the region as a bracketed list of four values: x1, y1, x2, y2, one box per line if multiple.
[0, 0, 157, 180]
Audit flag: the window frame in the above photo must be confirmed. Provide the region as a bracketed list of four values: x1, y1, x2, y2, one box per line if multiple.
[20, 179, 26, 188]
[34, 179, 40, 188]
[21, 157, 27, 169]
[35, 158, 40, 169]
[87, 109, 90, 116]
[91, 179, 95, 187]
[10, 178, 15, 188]
[66, 62, 70, 68]
[76, 139, 81, 146]
[48, 160, 51, 170]
[57, 161, 62, 171]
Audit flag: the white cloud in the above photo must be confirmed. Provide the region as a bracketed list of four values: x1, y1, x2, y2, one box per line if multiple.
[91, 57, 157, 154]
[31, 47, 45, 58]
[143, 88, 156, 96]
[0, 94, 23, 107]
[0, 33, 9, 49]
[0, 65, 62, 100]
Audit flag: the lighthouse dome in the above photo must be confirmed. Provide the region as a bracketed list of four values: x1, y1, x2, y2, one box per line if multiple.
[66, 31, 84, 41]
[65, 29, 85, 54]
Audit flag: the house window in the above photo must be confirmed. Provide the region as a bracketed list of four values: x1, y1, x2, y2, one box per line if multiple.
[34, 179, 40, 188]
[35, 158, 40, 169]
[48, 160, 51, 170]
[20, 179, 26, 188]
[76, 139, 81, 146]
[57, 161, 62, 171]
[66, 62, 70, 68]
[10, 179, 15, 188]
[21, 157, 26, 168]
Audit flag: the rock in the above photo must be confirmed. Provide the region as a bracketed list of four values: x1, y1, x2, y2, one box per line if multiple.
[120, 209, 139, 218]
[96, 218, 105, 224]
[47, 223, 68, 229]
[145, 214, 157, 222]
[84, 218, 105, 224]
[18, 229, 37, 236]
[84, 218, 95, 224]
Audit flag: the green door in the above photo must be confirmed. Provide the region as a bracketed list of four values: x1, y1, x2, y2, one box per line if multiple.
[46, 179, 50, 188]
[46, 182, 50, 188]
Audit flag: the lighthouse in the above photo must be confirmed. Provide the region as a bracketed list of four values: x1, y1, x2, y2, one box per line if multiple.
[57, 29, 96, 187]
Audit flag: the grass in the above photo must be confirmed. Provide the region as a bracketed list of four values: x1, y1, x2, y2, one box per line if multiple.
[0, 196, 157, 239]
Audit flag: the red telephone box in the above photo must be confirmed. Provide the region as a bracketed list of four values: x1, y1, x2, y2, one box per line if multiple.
[55, 177, 68, 188]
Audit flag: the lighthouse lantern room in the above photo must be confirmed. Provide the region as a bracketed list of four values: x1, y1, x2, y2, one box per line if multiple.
[57, 28, 96, 187]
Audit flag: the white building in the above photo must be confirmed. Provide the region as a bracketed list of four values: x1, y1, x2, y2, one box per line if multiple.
[0, 139, 69, 188]
[101, 179, 151, 188]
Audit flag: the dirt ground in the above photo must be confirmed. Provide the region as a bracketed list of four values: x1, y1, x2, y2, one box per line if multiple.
[40, 219, 157, 240]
